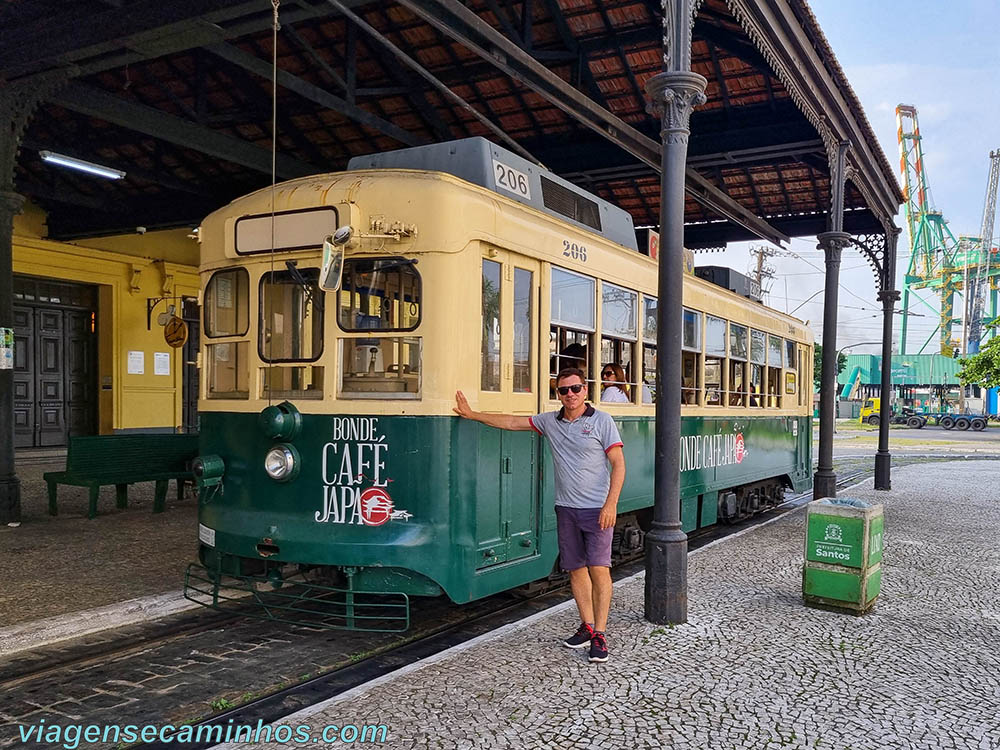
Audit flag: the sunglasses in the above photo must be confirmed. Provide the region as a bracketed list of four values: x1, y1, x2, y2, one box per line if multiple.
[557, 384, 585, 395]
[602, 370, 615, 378]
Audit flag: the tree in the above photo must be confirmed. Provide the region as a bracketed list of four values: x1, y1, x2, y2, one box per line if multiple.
[957, 336, 1000, 388]
[813, 344, 847, 391]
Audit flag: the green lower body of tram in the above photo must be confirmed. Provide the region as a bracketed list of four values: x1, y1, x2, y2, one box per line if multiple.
[186, 409, 811, 630]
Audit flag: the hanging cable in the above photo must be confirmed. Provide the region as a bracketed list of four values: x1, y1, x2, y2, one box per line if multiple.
[266, 0, 281, 406]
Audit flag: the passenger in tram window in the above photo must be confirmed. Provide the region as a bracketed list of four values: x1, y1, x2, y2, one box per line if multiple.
[561, 342, 588, 373]
[454, 368, 625, 663]
[600, 363, 630, 403]
[682, 385, 697, 405]
[551, 342, 589, 400]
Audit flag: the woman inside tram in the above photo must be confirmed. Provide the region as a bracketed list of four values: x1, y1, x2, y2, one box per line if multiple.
[600, 363, 630, 403]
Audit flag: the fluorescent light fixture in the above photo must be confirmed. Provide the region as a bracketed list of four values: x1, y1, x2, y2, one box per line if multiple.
[38, 150, 125, 180]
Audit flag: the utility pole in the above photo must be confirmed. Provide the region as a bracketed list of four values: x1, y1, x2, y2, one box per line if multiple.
[749, 244, 777, 301]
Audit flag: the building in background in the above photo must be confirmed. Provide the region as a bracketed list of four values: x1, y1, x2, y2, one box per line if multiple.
[11, 202, 199, 448]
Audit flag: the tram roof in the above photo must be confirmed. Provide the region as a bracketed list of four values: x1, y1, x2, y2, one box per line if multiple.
[3, 0, 902, 250]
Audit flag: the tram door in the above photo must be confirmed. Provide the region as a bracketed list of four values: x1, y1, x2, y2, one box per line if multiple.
[476, 250, 540, 567]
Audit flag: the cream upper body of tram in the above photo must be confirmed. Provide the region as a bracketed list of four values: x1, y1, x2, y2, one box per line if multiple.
[196, 142, 812, 423]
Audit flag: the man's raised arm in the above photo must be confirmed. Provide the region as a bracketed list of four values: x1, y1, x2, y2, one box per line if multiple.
[453, 391, 534, 431]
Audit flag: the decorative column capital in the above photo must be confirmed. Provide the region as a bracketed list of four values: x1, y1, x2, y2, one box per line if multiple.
[816, 230, 851, 263]
[645, 71, 708, 142]
[877, 289, 901, 305]
[0, 191, 26, 218]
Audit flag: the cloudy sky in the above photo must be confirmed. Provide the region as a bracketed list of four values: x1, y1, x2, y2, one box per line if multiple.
[699, 0, 1000, 355]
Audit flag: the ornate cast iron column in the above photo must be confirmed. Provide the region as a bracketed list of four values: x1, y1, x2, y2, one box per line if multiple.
[0, 190, 24, 524]
[813, 140, 850, 500]
[813, 230, 850, 499]
[0, 71, 73, 524]
[644, 0, 706, 625]
[875, 228, 901, 490]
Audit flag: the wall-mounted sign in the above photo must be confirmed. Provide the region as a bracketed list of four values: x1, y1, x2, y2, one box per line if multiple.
[127, 350, 145, 375]
[154, 352, 171, 376]
[164, 316, 188, 348]
[0, 328, 12, 370]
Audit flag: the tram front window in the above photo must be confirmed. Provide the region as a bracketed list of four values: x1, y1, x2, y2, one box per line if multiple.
[340, 337, 420, 398]
[337, 257, 422, 399]
[338, 257, 421, 332]
[259, 268, 324, 362]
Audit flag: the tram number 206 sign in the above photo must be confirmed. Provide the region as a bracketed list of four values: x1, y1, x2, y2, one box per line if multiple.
[164, 316, 189, 348]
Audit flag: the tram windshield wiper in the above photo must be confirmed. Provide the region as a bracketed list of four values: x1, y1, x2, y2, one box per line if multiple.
[371, 258, 418, 272]
[284, 260, 320, 308]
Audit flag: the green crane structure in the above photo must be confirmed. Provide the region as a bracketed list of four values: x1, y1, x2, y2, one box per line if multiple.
[895, 104, 1000, 356]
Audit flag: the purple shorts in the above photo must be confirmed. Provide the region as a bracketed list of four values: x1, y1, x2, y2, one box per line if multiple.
[555, 506, 613, 570]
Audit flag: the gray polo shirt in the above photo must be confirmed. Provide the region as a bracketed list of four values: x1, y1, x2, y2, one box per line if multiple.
[529, 404, 623, 509]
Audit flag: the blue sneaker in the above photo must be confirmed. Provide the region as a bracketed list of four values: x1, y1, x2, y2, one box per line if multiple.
[564, 622, 594, 649]
[589, 631, 608, 662]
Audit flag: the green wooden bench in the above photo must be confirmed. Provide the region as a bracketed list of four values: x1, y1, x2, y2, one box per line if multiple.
[44, 434, 199, 519]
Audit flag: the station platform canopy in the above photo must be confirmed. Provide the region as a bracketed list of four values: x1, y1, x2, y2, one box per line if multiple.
[1, 0, 901, 248]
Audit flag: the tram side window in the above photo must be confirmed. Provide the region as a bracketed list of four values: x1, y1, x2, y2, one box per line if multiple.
[704, 315, 726, 406]
[205, 268, 249, 337]
[642, 295, 656, 403]
[798, 346, 808, 407]
[513, 268, 533, 393]
[729, 323, 748, 406]
[600, 282, 638, 403]
[767, 335, 783, 408]
[550, 267, 595, 399]
[749, 329, 766, 408]
[482, 260, 501, 391]
[205, 267, 251, 400]
[259, 268, 323, 362]
[207, 342, 249, 399]
[682, 308, 701, 405]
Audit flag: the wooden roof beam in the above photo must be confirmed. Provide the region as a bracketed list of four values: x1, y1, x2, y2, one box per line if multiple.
[396, 0, 789, 244]
[49, 82, 319, 179]
[203, 42, 424, 148]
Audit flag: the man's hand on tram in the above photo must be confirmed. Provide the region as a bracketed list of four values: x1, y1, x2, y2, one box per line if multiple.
[454, 390, 474, 419]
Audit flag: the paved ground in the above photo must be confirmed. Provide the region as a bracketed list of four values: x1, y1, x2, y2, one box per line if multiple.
[0, 457, 199, 628]
[236, 460, 1000, 750]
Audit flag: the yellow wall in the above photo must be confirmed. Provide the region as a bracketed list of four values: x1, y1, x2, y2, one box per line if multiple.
[12, 205, 199, 433]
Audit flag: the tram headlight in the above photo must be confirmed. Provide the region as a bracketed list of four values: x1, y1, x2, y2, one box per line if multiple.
[264, 444, 300, 481]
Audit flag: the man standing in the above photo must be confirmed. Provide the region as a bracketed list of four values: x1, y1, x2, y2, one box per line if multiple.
[453, 367, 625, 662]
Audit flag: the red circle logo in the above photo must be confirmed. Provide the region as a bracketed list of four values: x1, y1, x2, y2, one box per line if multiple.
[359, 487, 394, 526]
[734, 433, 745, 463]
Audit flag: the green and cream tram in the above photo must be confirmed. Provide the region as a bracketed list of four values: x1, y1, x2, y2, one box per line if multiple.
[187, 137, 812, 629]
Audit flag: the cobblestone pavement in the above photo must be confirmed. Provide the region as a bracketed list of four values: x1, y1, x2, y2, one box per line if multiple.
[0, 459, 199, 627]
[236, 460, 1000, 750]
